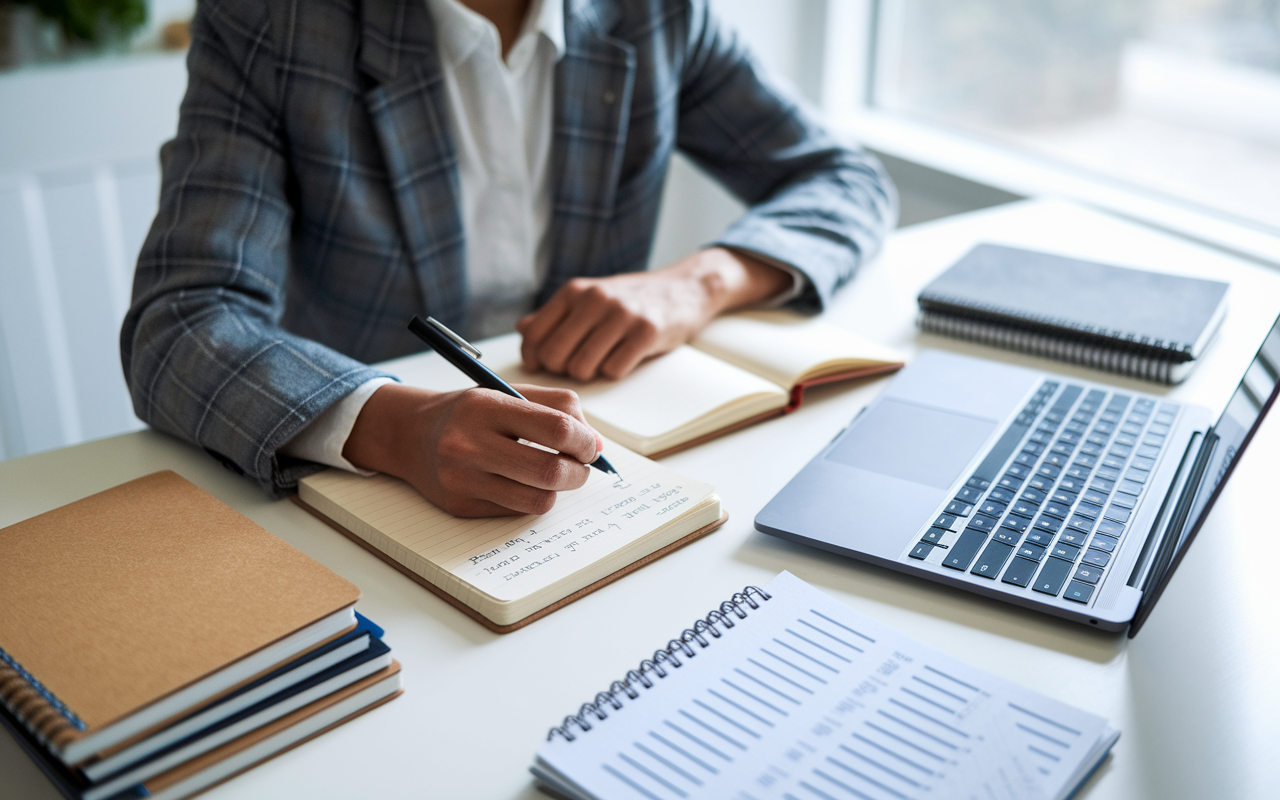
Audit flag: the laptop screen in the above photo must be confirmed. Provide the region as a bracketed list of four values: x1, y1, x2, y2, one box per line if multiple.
[1129, 312, 1280, 635]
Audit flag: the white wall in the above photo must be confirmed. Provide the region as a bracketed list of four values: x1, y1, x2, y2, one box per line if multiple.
[648, 0, 830, 270]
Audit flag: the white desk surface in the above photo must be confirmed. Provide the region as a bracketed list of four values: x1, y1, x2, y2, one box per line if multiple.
[3, 199, 1279, 800]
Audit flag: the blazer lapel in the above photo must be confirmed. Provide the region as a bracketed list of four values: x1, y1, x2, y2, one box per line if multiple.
[540, 0, 636, 305]
[359, 0, 470, 333]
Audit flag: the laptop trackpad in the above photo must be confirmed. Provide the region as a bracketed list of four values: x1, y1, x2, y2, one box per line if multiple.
[827, 399, 998, 490]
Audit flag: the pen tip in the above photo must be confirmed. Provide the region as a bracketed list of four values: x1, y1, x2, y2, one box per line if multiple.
[592, 454, 620, 477]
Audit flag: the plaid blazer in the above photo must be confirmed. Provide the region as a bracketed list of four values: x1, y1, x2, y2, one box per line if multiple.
[120, 0, 896, 495]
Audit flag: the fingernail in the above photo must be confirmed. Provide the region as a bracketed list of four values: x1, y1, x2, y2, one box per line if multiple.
[595, 432, 604, 454]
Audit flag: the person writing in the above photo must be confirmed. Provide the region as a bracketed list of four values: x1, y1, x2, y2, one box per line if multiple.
[120, 0, 896, 517]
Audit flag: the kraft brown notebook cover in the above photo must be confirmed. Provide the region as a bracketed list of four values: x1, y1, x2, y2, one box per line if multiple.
[0, 471, 361, 764]
[295, 442, 726, 633]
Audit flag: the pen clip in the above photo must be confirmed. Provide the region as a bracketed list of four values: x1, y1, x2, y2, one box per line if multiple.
[426, 316, 482, 360]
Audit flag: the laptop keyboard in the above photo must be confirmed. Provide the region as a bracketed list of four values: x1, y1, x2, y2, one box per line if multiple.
[908, 381, 1180, 605]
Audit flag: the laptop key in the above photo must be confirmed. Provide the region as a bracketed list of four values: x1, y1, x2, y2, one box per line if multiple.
[1018, 542, 1046, 561]
[1073, 565, 1103, 584]
[1101, 454, 1126, 471]
[909, 542, 933, 560]
[1001, 557, 1039, 587]
[1032, 557, 1073, 596]
[971, 541, 1014, 579]
[1090, 534, 1119, 553]
[1104, 505, 1131, 523]
[1057, 529, 1088, 547]
[1083, 489, 1109, 506]
[966, 514, 999, 533]
[1020, 487, 1047, 504]
[1124, 467, 1150, 484]
[997, 474, 1024, 491]
[1033, 515, 1062, 533]
[1063, 580, 1095, 604]
[1057, 476, 1087, 494]
[993, 529, 1020, 544]
[1049, 489, 1078, 507]
[1027, 475, 1054, 492]
[1114, 432, 1139, 447]
[1082, 549, 1111, 567]
[933, 512, 957, 529]
[1075, 502, 1103, 520]
[1097, 520, 1124, 538]
[1118, 479, 1144, 496]
[1132, 456, 1156, 471]
[1023, 441, 1046, 456]
[1024, 530, 1054, 546]
[1001, 514, 1030, 533]
[1067, 515, 1095, 534]
[978, 499, 1006, 517]
[921, 527, 948, 544]
[1042, 501, 1071, 519]
[1050, 543, 1081, 562]
[1091, 477, 1116, 493]
[1064, 465, 1091, 481]
[1110, 492, 1136, 510]
[941, 530, 987, 571]
[1073, 454, 1098, 469]
[988, 487, 1016, 504]
[1037, 464, 1063, 480]
[1011, 499, 1039, 517]
[945, 500, 972, 517]
[1014, 451, 1037, 467]
[955, 485, 983, 503]
[1137, 443, 1161, 458]
[1079, 442, 1104, 457]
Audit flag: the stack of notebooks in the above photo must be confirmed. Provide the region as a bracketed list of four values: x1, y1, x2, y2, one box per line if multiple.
[0, 471, 402, 800]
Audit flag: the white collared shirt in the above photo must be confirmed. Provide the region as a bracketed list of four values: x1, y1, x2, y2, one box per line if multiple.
[282, 0, 564, 472]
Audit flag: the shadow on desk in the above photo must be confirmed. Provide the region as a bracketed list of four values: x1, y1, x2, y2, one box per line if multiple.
[734, 527, 1126, 663]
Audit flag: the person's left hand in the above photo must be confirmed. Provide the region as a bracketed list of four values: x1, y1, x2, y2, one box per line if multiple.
[516, 247, 792, 382]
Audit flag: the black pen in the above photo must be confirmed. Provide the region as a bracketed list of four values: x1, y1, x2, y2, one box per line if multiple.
[408, 316, 619, 477]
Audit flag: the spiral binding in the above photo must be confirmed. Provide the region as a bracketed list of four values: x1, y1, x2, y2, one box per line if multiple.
[0, 646, 86, 736]
[547, 585, 773, 742]
[919, 311, 1182, 384]
[918, 292, 1194, 363]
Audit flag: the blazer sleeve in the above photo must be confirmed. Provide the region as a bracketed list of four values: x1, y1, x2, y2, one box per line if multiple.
[119, 0, 394, 496]
[676, 1, 898, 312]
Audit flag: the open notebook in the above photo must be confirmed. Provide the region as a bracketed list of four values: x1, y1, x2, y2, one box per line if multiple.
[386, 311, 904, 458]
[295, 442, 725, 632]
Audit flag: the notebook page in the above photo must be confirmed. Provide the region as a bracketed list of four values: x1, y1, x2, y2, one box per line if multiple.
[493, 343, 788, 443]
[692, 310, 905, 389]
[536, 571, 1115, 800]
[300, 443, 715, 604]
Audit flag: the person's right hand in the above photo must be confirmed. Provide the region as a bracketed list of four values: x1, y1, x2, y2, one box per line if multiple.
[342, 382, 603, 517]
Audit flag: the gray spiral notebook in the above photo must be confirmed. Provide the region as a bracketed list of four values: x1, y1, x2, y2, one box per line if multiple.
[917, 244, 1229, 384]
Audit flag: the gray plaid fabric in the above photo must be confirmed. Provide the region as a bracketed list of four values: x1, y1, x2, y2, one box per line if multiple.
[120, 0, 896, 496]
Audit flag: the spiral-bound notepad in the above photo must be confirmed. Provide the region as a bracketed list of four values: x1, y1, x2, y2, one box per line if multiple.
[918, 244, 1229, 384]
[532, 572, 1118, 800]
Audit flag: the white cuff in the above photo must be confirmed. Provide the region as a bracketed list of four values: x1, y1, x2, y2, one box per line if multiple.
[720, 247, 807, 307]
[279, 377, 398, 475]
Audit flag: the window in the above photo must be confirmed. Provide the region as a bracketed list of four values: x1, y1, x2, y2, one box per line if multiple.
[859, 0, 1280, 234]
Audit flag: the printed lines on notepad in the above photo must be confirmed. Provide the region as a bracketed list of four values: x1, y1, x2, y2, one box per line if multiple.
[596, 609, 871, 799]
[1008, 702, 1084, 777]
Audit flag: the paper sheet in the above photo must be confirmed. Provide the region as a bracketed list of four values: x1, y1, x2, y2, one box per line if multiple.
[300, 443, 715, 604]
[536, 572, 1116, 800]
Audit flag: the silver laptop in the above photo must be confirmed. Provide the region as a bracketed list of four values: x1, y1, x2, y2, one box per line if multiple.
[755, 313, 1280, 635]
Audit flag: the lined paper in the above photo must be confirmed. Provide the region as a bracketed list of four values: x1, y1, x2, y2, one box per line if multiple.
[536, 572, 1116, 800]
[299, 443, 715, 605]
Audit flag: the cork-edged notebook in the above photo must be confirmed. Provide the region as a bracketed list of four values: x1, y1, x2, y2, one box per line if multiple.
[385, 310, 905, 458]
[296, 442, 725, 633]
[0, 471, 362, 766]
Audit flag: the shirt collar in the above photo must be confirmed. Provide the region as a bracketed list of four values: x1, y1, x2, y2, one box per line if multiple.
[426, 0, 566, 68]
